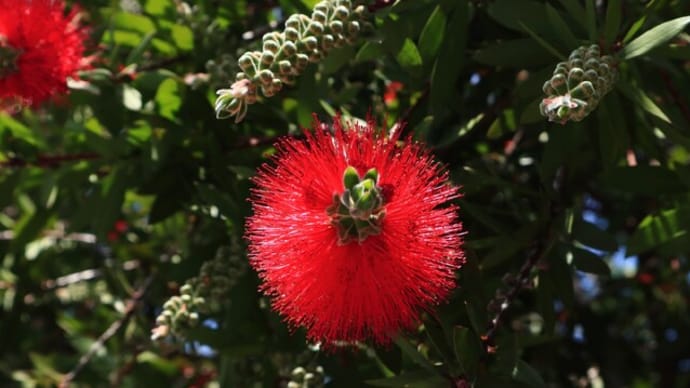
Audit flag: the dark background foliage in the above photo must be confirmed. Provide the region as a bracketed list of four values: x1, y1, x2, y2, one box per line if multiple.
[1, 0, 690, 387]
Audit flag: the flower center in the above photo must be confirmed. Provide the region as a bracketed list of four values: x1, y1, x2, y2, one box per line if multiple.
[327, 166, 386, 245]
[0, 36, 22, 78]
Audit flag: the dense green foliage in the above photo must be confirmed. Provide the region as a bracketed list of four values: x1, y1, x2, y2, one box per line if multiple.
[1, 0, 690, 386]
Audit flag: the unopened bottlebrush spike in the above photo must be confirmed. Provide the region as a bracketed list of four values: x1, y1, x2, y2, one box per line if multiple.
[214, 0, 372, 123]
[540, 44, 617, 124]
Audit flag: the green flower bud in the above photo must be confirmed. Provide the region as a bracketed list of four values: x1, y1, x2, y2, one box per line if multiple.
[302, 36, 318, 51]
[347, 20, 360, 36]
[550, 73, 568, 95]
[295, 53, 309, 70]
[278, 60, 293, 75]
[284, 27, 300, 41]
[322, 34, 335, 50]
[309, 21, 324, 35]
[258, 69, 274, 84]
[330, 20, 344, 34]
[238, 53, 256, 73]
[334, 5, 350, 20]
[567, 68, 584, 89]
[282, 41, 297, 56]
[261, 51, 275, 66]
[263, 39, 280, 54]
[312, 10, 327, 24]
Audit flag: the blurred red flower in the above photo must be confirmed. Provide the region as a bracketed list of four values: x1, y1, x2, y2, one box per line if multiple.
[246, 115, 464, 345]
[0, 0, 89, 106]
[383, 81, 403, 105]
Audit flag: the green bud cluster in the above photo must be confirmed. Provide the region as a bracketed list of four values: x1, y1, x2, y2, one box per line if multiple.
[287, 366, 326, 388]
[540, 44, 617, 123]
[215, 0, 371, 123]
[326, 166, 386, 245]
[151, 245, 246, 341]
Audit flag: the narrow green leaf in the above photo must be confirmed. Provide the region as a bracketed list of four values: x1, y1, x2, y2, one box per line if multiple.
[474, 39, 554, 67]
[393, 337, 439, 376]
[627, 207, 690, 255]
[519, 21, 566, 60]
[572, 219, 618, 252]
[395, 38, 423, 74]
[512, 360, 547, 388]
[126, 31, 156, 64]
[604, 0, 622, 45]
[570, 247, 611, 275]
[418, 5, 447, 62]
[623, 15, 647, 43]
[355, 41, 384, 63]
[616, 82, 671, 123]
[597, 93, 628, 169]
[558, 0, 587, 27]
[453, 326, 482, 379]
[584, 0, 597, 41]
[430, 2, 468, 113]
[621, 16, 690, 59]
[545, 4, 580, 49]
[598, 166, 687, 195]
[487, 0, 549, 34]
[366, 371, 447, 387]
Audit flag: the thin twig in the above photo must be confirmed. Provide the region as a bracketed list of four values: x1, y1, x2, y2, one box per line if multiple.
[59, 274, 155, 387]
[481, 235, 555, 349]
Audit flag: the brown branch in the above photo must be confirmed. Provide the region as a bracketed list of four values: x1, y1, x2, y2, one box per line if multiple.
[481, 234, 555, 349]
[481, 167, 566, 351]
[59, 274, 155, 387]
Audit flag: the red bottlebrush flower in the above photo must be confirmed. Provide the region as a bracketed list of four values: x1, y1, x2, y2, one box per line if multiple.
[0, 0, 89, 107]
[246, 115, 464, 345]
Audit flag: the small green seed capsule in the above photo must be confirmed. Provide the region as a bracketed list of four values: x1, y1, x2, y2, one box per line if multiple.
[543, 80, 556, 95]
